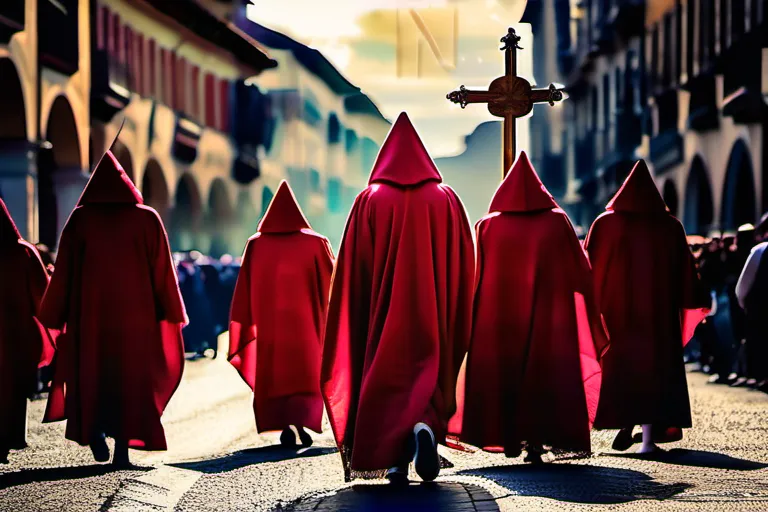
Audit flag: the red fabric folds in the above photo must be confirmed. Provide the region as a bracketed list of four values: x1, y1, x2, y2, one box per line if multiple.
[229, 180, 334, 434]
[586, 160, 710, 434]
[457, 152, 608, 455]
[0, 199, 55, 450]
[321, 112, 475, 474]
[40, 149, 187, 451]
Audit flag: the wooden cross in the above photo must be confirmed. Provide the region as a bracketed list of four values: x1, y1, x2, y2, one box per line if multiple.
[447, 27, 565, 179]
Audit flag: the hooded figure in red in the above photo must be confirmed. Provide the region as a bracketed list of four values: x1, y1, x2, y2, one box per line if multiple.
[229, 180, 334, 447]
[321, 112, 475, 482]
[0, 200, 55, 463]
[458, 152, 608, 462]
[586, 160, 709, 453]
[40, 132, 187, 466]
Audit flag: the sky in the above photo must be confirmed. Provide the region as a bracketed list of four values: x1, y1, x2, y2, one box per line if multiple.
[245, 0, 534, 158]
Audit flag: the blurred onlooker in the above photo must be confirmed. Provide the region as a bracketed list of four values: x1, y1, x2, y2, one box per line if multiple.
[735, 225, 768, 392]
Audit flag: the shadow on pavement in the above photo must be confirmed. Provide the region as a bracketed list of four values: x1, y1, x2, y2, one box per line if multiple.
[606, 448, 768, 470]
[285, 481, 499, 512]
[170, 445, 338, 474]
[0, 463, 151, 490]
[458, 463, 691, 504]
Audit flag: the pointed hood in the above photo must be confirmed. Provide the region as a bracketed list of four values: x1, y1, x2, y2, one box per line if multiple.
[606, 160, 668, 213]
[257, 180, 311, 234]
[77, 121, 143, 205]
[0, 198, 22, 247]
[488, 151, 558, 213]
[368, 112, 443, 187]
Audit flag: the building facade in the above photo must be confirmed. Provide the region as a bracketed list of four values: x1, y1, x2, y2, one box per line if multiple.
[0, 0, 388, 258]
[234, 11, 390, 249]
[527, 0, 767, 234]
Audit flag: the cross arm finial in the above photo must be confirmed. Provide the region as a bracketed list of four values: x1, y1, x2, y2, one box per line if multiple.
[500, 27, 523, 51]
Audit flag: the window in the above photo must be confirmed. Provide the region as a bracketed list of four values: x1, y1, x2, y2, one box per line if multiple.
[190, 66, 200, 121]
[124, 25, 134, 89]
[327, 113, 341, 144]
[117, 17, 125, 64]
[147, 39, 156, 99]
[686, 0, 696, 78]
[108, 11, 118, 57]
[650, 25, 660, 90]
[175, 56, 187, 113]
[731, 0, 745, 41]
[675, 1, 683, 82]
[161, 48, 173, 106]
[204, 73, 216, 128]
[219, 79, 230, 133]
[96, 5, 107, 50]
[663, 14, 673, 86]
[169, 52, 178, 110]
[134, 33, 144, 96]
[718, 0, 727, 51]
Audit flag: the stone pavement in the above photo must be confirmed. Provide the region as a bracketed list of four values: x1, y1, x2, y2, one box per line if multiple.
[1, 358, 766, 511]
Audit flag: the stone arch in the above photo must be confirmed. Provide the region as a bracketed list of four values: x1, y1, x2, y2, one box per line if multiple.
[141, 159, 170, 221]
[683, 155, 714, 235]
[171, 173, 203, 251]
[207, 178, 234, 258]
[720, 140, 756, 231]
[0, 59, 27, 140]
[662, 179, 679, 217]
[111, 140, 135, 183]
[39, 95, 82, 248]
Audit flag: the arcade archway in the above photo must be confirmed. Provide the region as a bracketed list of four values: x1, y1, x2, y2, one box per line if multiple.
[662, 179, 679, 217]
[40, 96, 82, 249]
[0, 59, 27, 140]
[0, 59, 29, 238]
[171, 174, 203, 251]
[720, 140, 756, 231]
[683, 156, 714, 235]
[141, 159, 170, 221]
[207, 178, 234, 258]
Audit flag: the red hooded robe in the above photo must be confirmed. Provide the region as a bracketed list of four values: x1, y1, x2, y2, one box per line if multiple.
[40, 146, 187, 451]
[229, 180, 334, 434]
[459, 152, 609, 455]
[321, 112, 475, 477]
[586, 160, 710, 438]
[0, 199, 55, 451]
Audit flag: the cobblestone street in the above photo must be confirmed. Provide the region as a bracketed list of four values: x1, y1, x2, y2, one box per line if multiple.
[1, 358, 766, 511]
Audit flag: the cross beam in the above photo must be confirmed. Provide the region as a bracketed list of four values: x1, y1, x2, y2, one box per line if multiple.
[447, 28, 565, 179]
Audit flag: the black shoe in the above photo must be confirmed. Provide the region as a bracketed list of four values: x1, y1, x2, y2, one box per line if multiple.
[413, 423, 439, 482]
[0, 447, 9, 464]
[112, 440, 131, 468]
[280, 428, 297, 447]
[297, 427, 313, 447]
[90, 434, 110, 463]
[612, 427, 636, 452]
